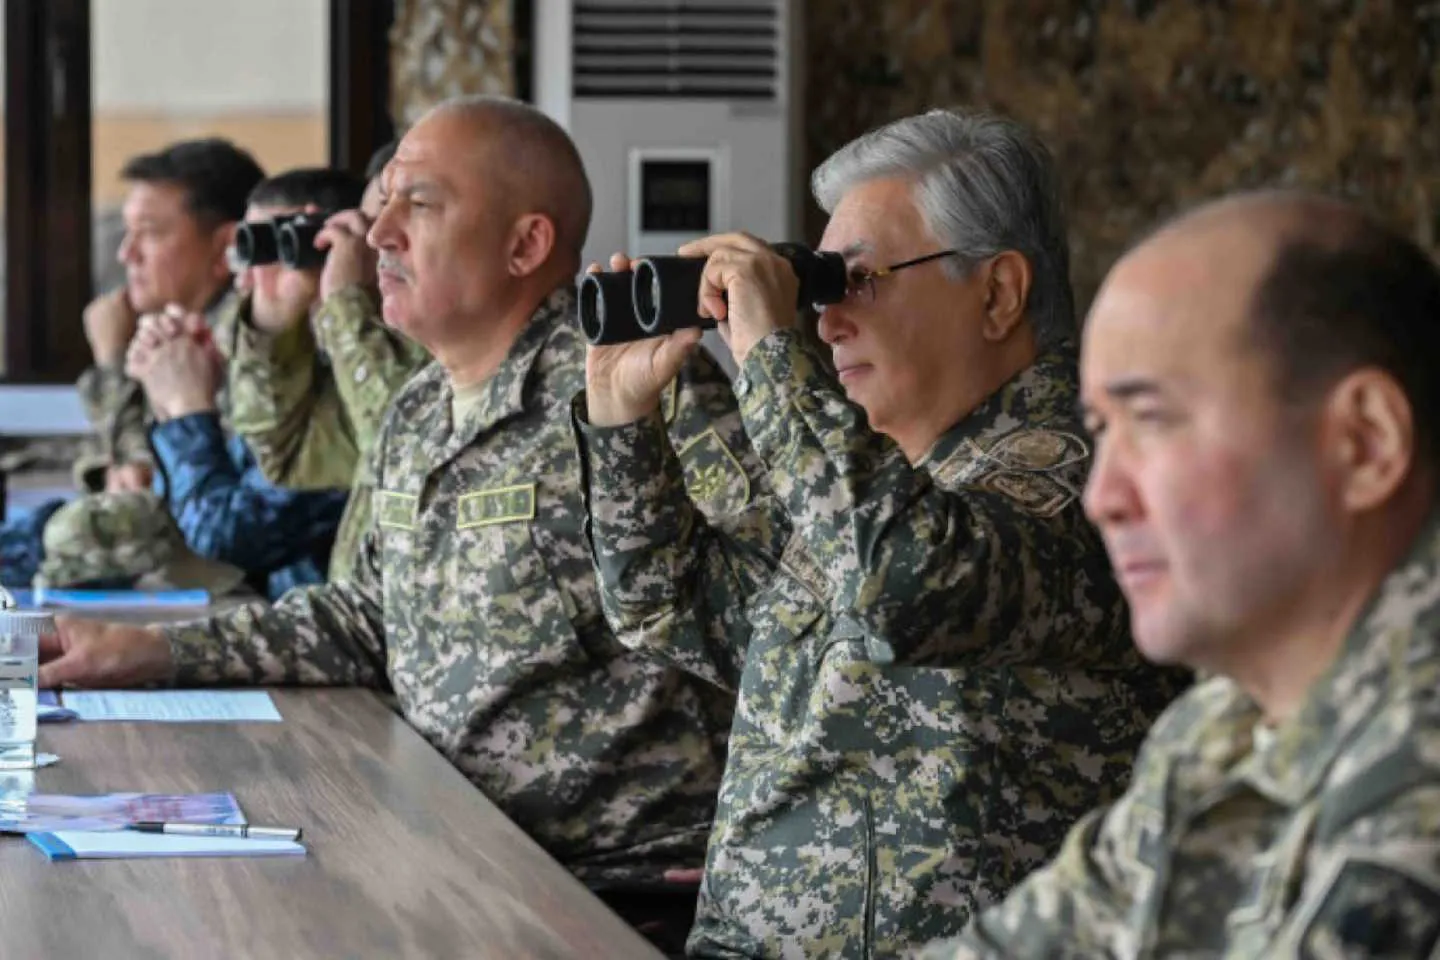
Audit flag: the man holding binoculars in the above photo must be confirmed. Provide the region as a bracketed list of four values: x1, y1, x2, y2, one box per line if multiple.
[34, 169, 363, 600]
[224, 147, 430, 583]
[576, 108, 1184, 956]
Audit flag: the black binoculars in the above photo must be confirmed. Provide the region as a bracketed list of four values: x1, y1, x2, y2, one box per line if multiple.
[232, 214, 329, 270]
[579, 242, 849, 346]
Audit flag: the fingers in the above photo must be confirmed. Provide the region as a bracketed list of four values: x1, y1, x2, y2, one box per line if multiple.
[662, 867, 705, 885]
[37, 618, 82, 688]
[324, 209, 368, 235]
[608, 252, 633, 273]
[38, 630, 66, 663]
[696, 247, 748, 322]
[317, 210, 369, 253]
[650, 329, 703, 384]
[139, 311, 183, 341]
[676, 232, 767, 259]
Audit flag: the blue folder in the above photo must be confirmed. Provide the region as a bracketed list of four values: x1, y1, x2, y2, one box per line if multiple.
[10, 589, 211, 609]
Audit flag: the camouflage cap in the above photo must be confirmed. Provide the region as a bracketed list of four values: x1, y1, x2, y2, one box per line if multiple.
[37, 491, 245, 593]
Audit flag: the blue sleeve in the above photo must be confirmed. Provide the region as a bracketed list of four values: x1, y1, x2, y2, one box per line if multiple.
[150, 413, 348, 573]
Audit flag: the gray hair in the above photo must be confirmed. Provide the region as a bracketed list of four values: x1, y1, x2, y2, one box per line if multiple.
[811, 109, 1074, 348]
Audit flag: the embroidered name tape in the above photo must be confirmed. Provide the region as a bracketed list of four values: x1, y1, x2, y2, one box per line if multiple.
[375, 490, 419, 530]
[457, 483, 537, 529]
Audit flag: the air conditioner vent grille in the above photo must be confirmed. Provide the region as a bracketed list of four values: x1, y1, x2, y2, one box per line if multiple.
[572, 1, 780, 101]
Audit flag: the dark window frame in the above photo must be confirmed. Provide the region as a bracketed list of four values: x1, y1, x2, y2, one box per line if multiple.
[329, 0, 396, 177]
[4, 0, 93, 383]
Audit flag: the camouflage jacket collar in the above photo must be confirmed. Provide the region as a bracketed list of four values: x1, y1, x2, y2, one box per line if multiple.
[918, 347, 1084, 475]
[1206, 511, 1440, 808]
[441, 285, 576, 450]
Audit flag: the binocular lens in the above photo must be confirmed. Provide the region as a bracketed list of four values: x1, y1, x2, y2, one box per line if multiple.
[278, 217, 327, 270]
[632, 261, 659, 332]
[233, 221, 280, 267]
[578, 271, 648, 346]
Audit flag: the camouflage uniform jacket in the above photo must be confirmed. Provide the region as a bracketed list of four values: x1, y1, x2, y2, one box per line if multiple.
[580, 329, 1182, 958]
[163, 288, 731, 884]
[74, 289, 239, 491]
[924, 514, 1440, 960]
[224, 285, 429, 583]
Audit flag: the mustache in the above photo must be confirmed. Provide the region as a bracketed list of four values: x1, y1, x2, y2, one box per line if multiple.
[377, 254, 413, 282]
[1102, 529, 1163, 563]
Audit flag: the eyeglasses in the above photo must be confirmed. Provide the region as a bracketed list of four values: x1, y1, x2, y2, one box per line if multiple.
[841, 249, 962, 306]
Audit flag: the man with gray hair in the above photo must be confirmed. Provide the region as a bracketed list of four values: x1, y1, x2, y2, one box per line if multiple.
[577, 108, 1183, 955]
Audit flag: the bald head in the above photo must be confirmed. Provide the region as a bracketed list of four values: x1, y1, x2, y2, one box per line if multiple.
[1106, 190, 1440, 464]
[415, 95, 593, 271]
[1081, 191, 1440, 681]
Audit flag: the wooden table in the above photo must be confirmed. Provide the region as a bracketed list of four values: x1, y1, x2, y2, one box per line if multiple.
[0, 688, 663, 959]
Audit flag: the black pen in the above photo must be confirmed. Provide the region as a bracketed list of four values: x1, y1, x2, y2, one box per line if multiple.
[128, 822, 303, 842]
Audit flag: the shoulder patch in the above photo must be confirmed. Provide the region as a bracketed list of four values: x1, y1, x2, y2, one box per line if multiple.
[985, 429, 1089, 471]
[374, 490, 418, 531]
[1296, 856, 1440, 959]
[973, 470, 1077, 517]
[457, 483, 537, 529]
[677, 427, 751, 516]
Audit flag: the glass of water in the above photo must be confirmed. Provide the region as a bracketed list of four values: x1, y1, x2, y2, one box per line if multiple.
[0, 609, 54, 770]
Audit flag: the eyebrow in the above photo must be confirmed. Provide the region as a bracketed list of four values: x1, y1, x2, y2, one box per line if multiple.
[395, 177, 445, 196]
[1102, 376, 1165, 401]
[838, 240, 873, 260]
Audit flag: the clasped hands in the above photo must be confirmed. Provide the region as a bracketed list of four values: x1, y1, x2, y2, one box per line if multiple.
[124, 305, 223, 421]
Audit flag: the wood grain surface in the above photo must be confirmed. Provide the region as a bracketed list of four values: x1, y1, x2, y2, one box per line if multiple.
[0, 687, 661, 959]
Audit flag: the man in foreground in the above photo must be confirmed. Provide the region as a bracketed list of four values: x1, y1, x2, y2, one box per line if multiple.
[925, 191, 1440, 957]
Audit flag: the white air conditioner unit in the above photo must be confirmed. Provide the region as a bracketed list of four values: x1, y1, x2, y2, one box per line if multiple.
[533, 0, 806, 370]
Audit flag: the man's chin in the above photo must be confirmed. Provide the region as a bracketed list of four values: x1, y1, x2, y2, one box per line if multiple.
[127, 287, 161, 314]
[380, 301, 414, 333]
[1130, 611, 1202, 669]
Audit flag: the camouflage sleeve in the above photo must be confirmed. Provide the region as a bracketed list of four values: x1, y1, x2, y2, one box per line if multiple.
[918, 704, 1195, 960]
[734, 329, 1120, 668]
[162, 446, 390, 688]
[576, 397, 785, 691]
[163, 541, 387, 687]
[225, 298, 359, 491]
[917, 807, 1131, 959]
[311, 286, 429, 462]
[75, 363, 152, 469]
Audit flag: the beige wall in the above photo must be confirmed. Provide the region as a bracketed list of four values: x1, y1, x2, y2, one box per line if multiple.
[91, 113, 327, 207]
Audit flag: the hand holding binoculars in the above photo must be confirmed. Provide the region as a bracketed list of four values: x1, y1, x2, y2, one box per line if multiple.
[579, 242, 849, 345]
[233, 214, 331, 271]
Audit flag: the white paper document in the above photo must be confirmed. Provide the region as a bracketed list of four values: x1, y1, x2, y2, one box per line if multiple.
[32, 829, 305, 860]
[60, 690, 282, 723]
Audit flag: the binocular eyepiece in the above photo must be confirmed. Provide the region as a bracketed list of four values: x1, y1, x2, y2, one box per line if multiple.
[579, 242, 849, 346]
[232, 213, 330, 271]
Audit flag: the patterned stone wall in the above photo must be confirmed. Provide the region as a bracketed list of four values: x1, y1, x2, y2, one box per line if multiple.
[805, 0, 1440, 311]
[390, 0, 515, 127]
[386, 2, 1438, 314]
